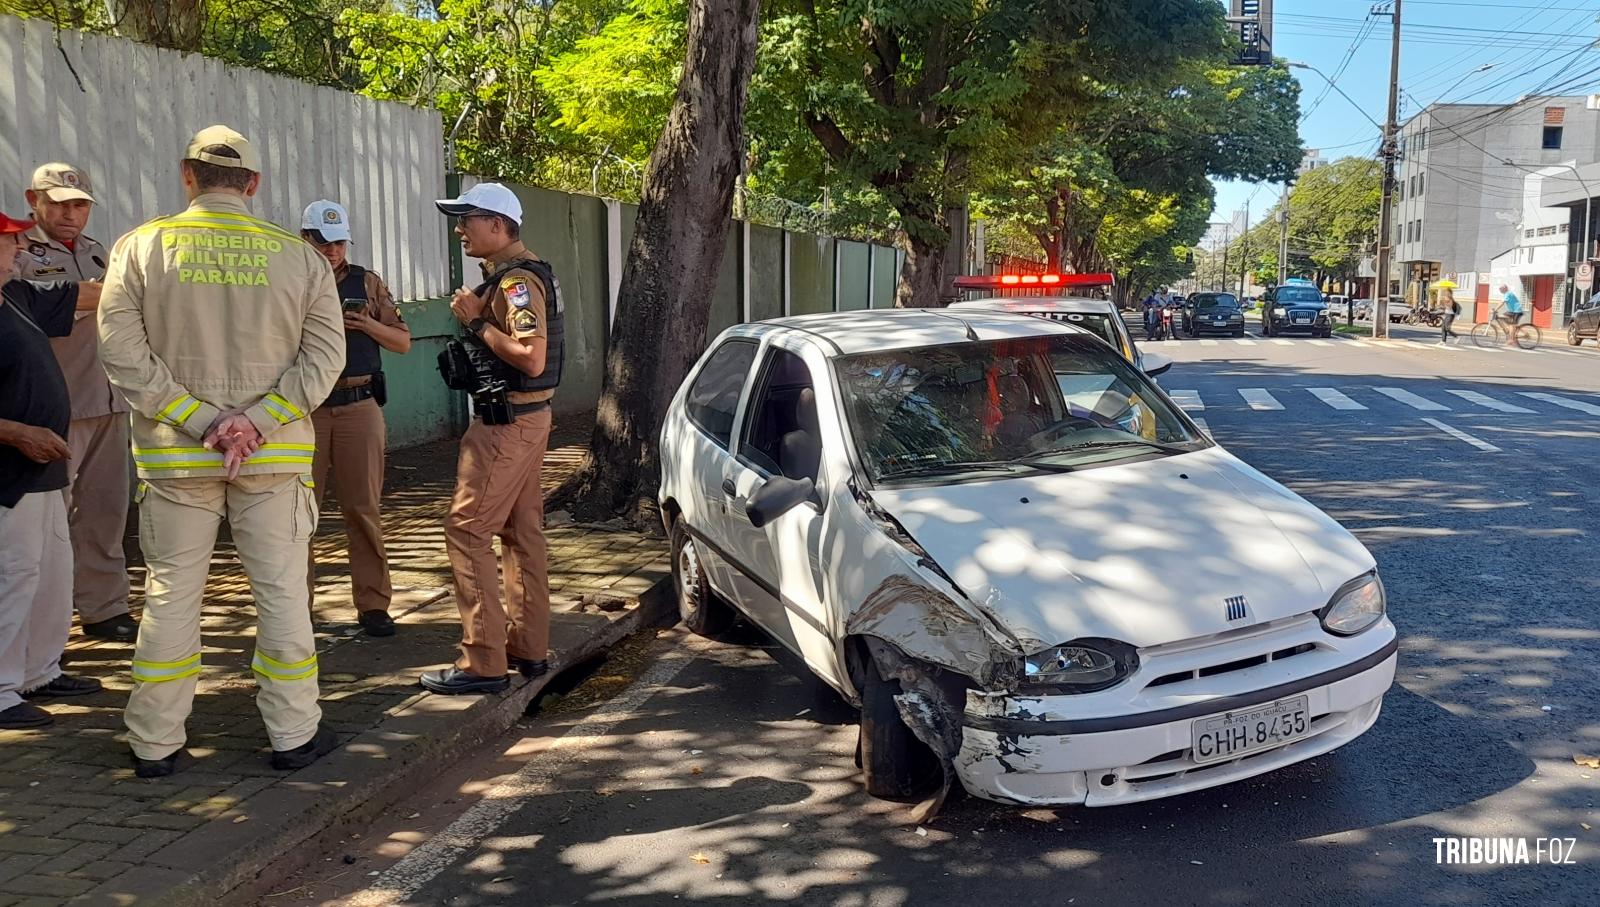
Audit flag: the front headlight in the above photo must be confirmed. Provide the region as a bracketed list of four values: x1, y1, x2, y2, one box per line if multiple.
[1023, 639, 1138, 692]
[1320, 573, 1386, 636]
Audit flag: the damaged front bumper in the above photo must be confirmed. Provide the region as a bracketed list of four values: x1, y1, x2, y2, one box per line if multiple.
[952, 620, 1399, 807]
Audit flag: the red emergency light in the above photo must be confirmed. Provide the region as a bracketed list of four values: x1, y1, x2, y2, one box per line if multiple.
[954, 272, 1115, 290]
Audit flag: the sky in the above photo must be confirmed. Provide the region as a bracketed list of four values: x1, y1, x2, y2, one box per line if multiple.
[1211, 0, 1600, 230]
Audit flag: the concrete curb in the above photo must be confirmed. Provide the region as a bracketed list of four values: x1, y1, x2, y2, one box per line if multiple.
[70, 578, 675, 907]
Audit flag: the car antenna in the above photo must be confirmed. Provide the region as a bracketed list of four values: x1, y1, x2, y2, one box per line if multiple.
[928, 311, 981, 341]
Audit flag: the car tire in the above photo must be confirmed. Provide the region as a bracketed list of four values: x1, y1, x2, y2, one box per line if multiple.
[1233, 328, 1245, 338]
[670, 519, 735, 637]
[1569, 324, 1583, 347]
[857, 653, 938, 802]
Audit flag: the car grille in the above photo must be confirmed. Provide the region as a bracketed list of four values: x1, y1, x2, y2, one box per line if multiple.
[1145, 642, 1316, 689]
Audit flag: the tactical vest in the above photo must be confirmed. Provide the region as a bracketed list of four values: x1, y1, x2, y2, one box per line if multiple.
[470, 257, 564, 393]
[338, 264, 383, 379]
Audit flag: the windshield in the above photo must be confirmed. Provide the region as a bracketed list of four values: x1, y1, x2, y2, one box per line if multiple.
[1024, 311, 1122, 352]
[835, 335, 1206, 484]
[1192, 293, 1239, 310]
[1275, 285, 1324, 304]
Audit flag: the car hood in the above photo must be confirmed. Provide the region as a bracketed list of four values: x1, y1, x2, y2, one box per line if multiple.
[1275, 302, 1327, 313]
[867, 446, 1374, 652]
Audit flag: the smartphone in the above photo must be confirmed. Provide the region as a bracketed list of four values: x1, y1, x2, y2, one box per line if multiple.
[341, 298, 366, 313]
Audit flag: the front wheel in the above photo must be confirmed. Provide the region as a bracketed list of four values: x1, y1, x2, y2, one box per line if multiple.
[670, 519, 735, 637]
[1514, 324, 1541, 350]
[1569, 324, 1583, 347]
[857, 654, 939, 801]
[1471, 322, 1495, 349]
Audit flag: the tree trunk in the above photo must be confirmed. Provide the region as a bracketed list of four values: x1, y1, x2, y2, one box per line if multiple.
[113, 0, 204, 51]
[552, 0, 761, 528]
[896, 231, 948, 308]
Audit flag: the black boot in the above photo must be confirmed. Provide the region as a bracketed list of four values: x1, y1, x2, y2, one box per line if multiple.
[420, 667, 509, 695]
[270, 725, 339, 771]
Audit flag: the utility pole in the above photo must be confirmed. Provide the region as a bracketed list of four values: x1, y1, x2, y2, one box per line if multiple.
[1220, 226, 1231, 292]
[1373, 0, 1402, 340]
[1239, 199, 1251, 300]
[1277, 185, 1291, 287]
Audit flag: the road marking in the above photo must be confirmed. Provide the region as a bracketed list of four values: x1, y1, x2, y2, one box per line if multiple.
[1375, 387, 1451, 411]
[1446, 389, 1535, 413]
[1159, 339, 1181, 347]
[1422, 418, 1501, 452]
[1233, 337, 1257, 346]
[1520, 392, 1600, 416]
[1192, 416, 1212, 437]
[1198, 339, 1219, 347]
[1308, 387, 1367, 411]
[1307, 339, 1334, 347]
[1239, 388, 1284, 411]
[345, 647, 697, 906]
[1170, 389, 1204, 411]
[1270, 338, 1294, 346]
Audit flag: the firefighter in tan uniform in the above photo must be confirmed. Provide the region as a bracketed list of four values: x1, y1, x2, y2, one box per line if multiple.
[97, 126, 346, 777]
[299, 200, 411, 636]
[422, 183, 562, 695]
[15, 164, 138, 641]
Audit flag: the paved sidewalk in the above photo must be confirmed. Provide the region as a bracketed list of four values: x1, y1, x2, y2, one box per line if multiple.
[0, 415, 672, 907]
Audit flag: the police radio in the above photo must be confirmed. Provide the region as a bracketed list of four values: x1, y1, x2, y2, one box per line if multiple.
[437, 336, 515, 425]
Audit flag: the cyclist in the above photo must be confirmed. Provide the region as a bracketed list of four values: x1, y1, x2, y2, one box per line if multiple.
[1498, 283, 1524, 345]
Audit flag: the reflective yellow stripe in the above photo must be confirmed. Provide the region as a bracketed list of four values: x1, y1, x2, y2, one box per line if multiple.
[132, 444, 315, 470]
[132, 653, 202, 683]
[265, 393, 305, 420]
[179, 209, 301, 238]
[260, 398, 298, 426]
[157, 394, 201, 427]
[173, 398, 201, 425]
[251, 651, 317, 681]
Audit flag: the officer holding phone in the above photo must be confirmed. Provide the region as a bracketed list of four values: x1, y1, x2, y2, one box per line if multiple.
[299, 200, 410, 636]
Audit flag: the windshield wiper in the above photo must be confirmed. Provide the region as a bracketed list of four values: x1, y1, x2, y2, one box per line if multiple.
[1019, 438, 1194, 461]
[878, 460, 1022, 480]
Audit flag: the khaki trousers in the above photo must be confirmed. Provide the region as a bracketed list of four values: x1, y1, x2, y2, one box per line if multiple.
[0, 490, 71, 712]
[125, 475, 322, 760]
[310, 398, 392, 614]
[64, 413, 132, 623]
[444, 408, 552, 677]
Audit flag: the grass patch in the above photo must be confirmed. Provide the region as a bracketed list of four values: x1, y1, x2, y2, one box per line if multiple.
[1333, 322, 1373, 337]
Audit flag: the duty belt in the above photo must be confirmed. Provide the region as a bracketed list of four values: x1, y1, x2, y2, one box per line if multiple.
[324, 383, 376, 409]
[477, 400, 549, 422]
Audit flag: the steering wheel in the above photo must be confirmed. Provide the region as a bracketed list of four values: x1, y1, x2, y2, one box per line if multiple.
[1025, 414, 1110, 451]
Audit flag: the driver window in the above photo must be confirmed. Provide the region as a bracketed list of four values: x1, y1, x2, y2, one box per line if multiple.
[738, 348, 821, 483]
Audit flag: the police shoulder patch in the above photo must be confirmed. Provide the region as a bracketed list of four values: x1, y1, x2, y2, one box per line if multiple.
[502, 276, 533, 309]
[28, 242, 48, 258]
[511, 308, 539, 333]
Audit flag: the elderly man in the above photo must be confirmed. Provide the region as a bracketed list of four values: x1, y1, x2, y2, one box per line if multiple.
[15, 163, 136, 642]
[1, 207, 105, 729]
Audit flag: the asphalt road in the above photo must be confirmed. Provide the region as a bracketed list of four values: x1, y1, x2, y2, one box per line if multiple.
[274, 327, 1600, 907]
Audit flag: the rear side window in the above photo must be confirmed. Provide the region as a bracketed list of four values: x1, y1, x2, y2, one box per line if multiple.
[685, 340, 758, 448]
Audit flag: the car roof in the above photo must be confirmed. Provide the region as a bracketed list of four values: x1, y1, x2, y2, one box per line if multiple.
[949, 296, 1119, 315]
[753, 308, 1088, 356]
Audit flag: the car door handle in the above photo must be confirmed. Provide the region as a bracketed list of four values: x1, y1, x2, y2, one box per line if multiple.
[721, 478, 739, 497]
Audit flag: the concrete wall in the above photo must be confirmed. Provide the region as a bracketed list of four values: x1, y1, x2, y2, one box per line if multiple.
[0, 14, 450, 301]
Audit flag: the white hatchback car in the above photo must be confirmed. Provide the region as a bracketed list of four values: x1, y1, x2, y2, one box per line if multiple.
[659, 309, 1397, 809]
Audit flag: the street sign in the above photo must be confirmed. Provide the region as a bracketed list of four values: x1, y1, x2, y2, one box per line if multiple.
[1577, 262, 1594, 290]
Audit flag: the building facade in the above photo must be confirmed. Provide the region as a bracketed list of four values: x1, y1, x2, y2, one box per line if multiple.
[1393, 95, 1600, 328]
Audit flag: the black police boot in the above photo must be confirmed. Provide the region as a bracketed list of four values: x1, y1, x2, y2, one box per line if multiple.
[23, 673, 103, 699]
[0, 702, 53, 730]
[508, 657, 549, 679]
[82, 614, 139, 641]
[420, 667, 509, 695]
[133, 748, 193, 779]
[270, 725, 339, 771]
[357, 610, 397, 637]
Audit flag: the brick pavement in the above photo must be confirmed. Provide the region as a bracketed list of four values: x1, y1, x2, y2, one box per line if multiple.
[0, 415, 671, 906]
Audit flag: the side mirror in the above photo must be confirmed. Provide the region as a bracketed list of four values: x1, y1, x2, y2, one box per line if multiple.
[1141, 351, 1173, 378]
[746, 476, 821, 528]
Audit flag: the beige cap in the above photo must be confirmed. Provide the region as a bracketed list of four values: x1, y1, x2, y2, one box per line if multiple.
[183, 125, 261, 172]
[31, 163, 95, 203]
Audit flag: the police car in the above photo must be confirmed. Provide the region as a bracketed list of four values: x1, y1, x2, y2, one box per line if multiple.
[659, 308, 1398, 809]
[948, 273, 1173, 380]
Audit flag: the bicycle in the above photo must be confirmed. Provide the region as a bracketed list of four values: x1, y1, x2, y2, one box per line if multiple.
[1471, 308, 1541, 350]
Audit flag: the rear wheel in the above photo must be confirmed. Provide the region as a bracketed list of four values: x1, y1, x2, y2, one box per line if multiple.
[1514, 324, 1540, 350]
[857, 652, 939, 801]
[1569, 323, 1583, 347]
[670, 519, 735, 637]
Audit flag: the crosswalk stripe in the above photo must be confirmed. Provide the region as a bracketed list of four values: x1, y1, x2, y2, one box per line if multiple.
[1520, 392, 1600, 416]
[1239, 388, 1284, 411]
[1375, 387, 1450, 411]
[1306, 339, 1333, 347]
[1270, 339, 1294, 346]
[1192, 416, 1212, 437]
[1422, 418, 1501, 452]
[1169, 389, 1204, 411]
[1198, 339, 1219, 347]
[1307, 388, 1367, 410]
[1446, 390, 1535, 413]
[1233, 338, 1258, 346]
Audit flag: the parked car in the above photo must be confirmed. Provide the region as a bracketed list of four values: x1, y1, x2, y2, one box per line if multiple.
[1184, 292, 1247, 337]
[951, 296, 1173, 379]
[1383, 299, 1413, 323]
[660, 309, 1398, 807]
[1570, 294, 1600, 346]
[1261, 282, 1333, 337]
